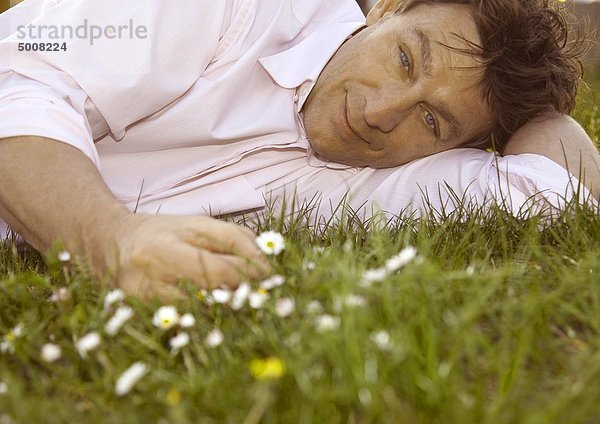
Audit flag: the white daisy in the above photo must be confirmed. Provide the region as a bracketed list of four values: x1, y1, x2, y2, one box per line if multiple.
[0, 381, 7, 395]
[211, 289, 232, 304]
[385, 246, 417, 272]
[303, 261, 316, 271]
[105, 306, 134, 336]
[314, 314, 341, 332]
[370, 330, 392, 351]
[169, 332, 190, 352]
[305, 300, 323, 314]
[115, 362, 148, 396]
[359, 267, 389, 287]
[345, 294, 367, 307]
[179, 313, 196, 328]
[259, 274, 285, 290]
[333, 294, 367, 312]
[49, 287, 70, 302]
[255, 231, 285, 256]
[57, 250, 71, 262]
[41, 343, 62, 363]
[1, 324, 25, 354]
[249, 290, 269, 309]
[205, 329, 224, 348]
[231, 283, 251, 310]
[103, 289, 125, 310]
[152, 306, 179, 330]
[275, 298, 295, 317]
[76, 332, 101, 358]
[0, 341, 13, 355]
[11, 324, 24, 338]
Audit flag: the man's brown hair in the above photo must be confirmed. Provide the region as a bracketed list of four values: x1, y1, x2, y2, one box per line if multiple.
[395, 0, 585, 151]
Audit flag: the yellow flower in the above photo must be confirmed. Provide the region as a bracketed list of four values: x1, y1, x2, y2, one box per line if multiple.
[196, 290, 207, 301]
[166, 388, 181, 407]
[249, 357, 285, 380]
[5, 323, 24, 342]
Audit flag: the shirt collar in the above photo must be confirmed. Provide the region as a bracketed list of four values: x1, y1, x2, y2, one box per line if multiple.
[259, 17, 366, 172]
[258, 21, 365, 104]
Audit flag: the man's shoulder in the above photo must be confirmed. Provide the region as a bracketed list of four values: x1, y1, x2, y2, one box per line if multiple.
[238, 0, 364, 29]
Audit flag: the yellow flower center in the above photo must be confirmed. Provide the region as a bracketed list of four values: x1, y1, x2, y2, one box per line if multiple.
[166, 388, 181, 407]
[249, 357, 285, 380]
[266, 241, 274, 248]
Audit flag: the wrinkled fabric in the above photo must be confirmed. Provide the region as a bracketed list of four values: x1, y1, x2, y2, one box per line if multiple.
[0, 0, 593, 240]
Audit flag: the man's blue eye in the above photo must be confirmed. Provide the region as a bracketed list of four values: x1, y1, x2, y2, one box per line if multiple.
[400, 50, 410, 71]
[425, 112, 437, 132]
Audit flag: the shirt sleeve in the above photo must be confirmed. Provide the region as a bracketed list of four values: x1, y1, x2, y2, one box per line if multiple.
[0, 70, 101, 164]
[298, 149, 596, 221]
[0, 0, 229, 163]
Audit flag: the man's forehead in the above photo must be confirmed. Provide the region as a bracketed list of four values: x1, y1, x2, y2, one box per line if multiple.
[395, 1, 473, 16]
[393, 2, 480, 43]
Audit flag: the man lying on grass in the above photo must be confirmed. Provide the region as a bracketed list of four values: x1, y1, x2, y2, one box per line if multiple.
[0, 0, 598, 300]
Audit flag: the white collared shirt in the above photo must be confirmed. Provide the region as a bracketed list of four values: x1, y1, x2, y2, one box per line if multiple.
[0, 0, 592, 238]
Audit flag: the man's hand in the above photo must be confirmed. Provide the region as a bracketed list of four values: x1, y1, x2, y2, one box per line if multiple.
[503, 112, 600, 201]
[105, 214, 270, 301]
[0, 136, 270, 302]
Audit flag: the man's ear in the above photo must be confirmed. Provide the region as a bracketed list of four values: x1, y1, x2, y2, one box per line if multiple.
[366, 0, 400, 26]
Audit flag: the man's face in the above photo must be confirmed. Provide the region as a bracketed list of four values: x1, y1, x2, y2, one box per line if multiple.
[303, 3, 494, 168]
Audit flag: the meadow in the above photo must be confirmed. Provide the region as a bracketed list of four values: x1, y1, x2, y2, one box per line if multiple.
[0, 74, 599, 423]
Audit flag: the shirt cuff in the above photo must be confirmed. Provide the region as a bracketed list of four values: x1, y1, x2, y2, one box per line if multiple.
[0, 74, 99, 167]
[487, 153, 597, 216]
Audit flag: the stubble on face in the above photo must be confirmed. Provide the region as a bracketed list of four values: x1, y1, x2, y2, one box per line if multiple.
[303, 4, 494, 168]
[302, 27, 375, 166]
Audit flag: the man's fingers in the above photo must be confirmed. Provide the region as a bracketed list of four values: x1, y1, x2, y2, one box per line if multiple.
[136, 282, 185, 303]
[147, 283, 186, 303]
[113, 216, 272, 299]
[177, 248, 269, 289]
[212, 252, 272, 281]
[238, 225, 259, 241]
[183, 221, 266, 261]
[117, 268, 186, 303]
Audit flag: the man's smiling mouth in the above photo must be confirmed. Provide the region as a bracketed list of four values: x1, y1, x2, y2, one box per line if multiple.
[343, 93, 383, 151]
[341, 92, 369, 146]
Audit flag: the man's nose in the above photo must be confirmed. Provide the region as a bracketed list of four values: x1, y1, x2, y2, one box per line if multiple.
[363, 88, 414, 133]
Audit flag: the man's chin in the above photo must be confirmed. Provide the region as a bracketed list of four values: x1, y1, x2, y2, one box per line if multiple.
[313, 149, 367, 167]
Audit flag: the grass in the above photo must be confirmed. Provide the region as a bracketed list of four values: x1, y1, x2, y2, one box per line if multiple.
[1, 76, 599, 423]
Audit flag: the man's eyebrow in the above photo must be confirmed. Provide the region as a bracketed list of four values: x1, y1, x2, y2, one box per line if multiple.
[412, 28, 433, 77]
[410, 27, 462, 139]
[433, 100, 462, 140]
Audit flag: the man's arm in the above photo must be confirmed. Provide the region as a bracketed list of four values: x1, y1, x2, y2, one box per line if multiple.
[0, 136, 270, 300]
[502, 113, 600, 201]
